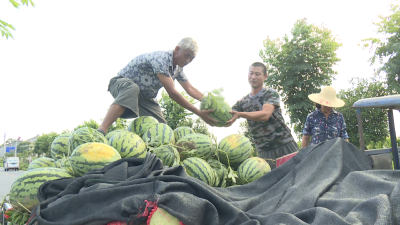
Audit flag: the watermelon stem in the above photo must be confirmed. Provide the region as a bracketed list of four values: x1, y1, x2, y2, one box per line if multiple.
[15, 200, 31, 214]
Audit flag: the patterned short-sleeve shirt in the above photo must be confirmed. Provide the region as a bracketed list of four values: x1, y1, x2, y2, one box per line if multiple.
[302, 109, 349, 145]
[117, 50, 188, 98]
[232, 87, 295, 150]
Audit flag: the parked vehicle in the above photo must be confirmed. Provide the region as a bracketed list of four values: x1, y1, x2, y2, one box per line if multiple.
[352, 94, 400, 169]
[4, 157, 20, 171]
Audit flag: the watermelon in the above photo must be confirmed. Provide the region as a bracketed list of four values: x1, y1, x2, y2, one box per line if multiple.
[151, 145, 180, 167]
[55, 157, 74, 174]
[182, 157, 216, 186]
[69, 142, 121, 177]
[217, 134, 253, 169]
[149, 207, 181, 225]
[105, 129, 129, 140]
[55, 158, 63, 168]
[237, 157, 271, 185]
[68, 127, 108, 153]
[108, 131, 147, 158]
[142, 123, 175, 148]
[207, 158, 228, 187]
[51, 133, 72, 160]
[128, 116, 159, 137]
[200, 89, 233, 127]
[173, 126, 195, 142]
[9, 167, 73, 210]
[27, 157, 56, 170]
[176, 133, 215, 161]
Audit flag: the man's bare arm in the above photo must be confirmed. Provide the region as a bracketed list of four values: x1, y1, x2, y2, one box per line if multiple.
[235, 103, 275, 121]
[179, 80, 204, 100]
[157, 74, 217, 126]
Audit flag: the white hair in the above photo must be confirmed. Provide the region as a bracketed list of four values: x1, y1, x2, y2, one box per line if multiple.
[177, 37, 199, 56]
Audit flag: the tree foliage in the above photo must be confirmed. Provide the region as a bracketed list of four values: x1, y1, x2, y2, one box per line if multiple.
[73, 119, 100, 131]
[362, 2, 400, 94]
[16, 141, 32, 153]
[1, 0, 35, 39]
[260, 18, 342, 135]
[336, 76, 390, 148]
[33, 132, 59, 157]
[73, 118, 128, 133]
[108, 118, 129, 132]
[159, 90, 195, 130]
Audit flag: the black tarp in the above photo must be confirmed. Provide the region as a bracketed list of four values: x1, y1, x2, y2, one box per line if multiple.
[28, 138, 400, 225]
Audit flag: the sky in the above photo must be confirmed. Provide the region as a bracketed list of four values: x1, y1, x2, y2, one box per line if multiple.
[1, 0, 399, 146]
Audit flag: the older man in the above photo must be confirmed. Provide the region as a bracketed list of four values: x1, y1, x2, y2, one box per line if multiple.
[98, 37, 216, 135]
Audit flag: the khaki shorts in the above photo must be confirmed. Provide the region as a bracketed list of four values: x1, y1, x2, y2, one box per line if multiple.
[258, 140, 299, 169]
[107, 76, 166, 123]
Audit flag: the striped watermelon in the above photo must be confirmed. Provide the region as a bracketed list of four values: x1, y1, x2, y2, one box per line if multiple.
[55, 158, 63, 168]
[142, 123, 175, 148]
[9, 167, 73, 210]
[207, 158, 228, 187]
[149, 207, 181, 225]
[182, 157, 216, 186]
[105, 129, 129, 140]
[55, 157, 74, 174]
[51, 133, 72, 160]
[68, 127, 107, 153]
[237, 157, 271, 185]
[173, 126, 195, 142]
[176, 133, 215, 161]
[27, 157, 56, 170]
[128, 116, 159, 137]
[69, 142, 121, 177]
[108, 131, 147, 158]
[200, 91, 233, 127]
[218, 134, 253, 169]
[151, 145, 180, 167]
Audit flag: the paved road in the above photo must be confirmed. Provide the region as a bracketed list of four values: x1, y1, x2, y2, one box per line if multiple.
[0, 167, 25, 200]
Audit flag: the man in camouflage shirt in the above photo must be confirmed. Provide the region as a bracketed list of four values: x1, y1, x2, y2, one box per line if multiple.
[98, 37, 217, 135]
[226, 62, 299, 168]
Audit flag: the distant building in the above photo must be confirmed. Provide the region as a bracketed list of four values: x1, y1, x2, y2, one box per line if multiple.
[0, 135, 39, 157]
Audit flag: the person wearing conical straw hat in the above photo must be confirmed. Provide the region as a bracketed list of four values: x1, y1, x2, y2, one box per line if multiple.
[301, 86, 349, 148]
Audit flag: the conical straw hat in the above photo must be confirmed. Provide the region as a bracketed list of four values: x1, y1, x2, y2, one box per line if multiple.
[308, 86, 345, 108]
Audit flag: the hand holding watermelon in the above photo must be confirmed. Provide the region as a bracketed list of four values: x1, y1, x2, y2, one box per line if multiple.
[200, 88, 233, 127]
[197, 109, 218, 126]
[225, 110, 240, 127]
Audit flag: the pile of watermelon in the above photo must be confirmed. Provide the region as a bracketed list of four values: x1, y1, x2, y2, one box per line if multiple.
[8, 115, 271, 214]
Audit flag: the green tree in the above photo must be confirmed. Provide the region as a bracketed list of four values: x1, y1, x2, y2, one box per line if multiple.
[33, 132, 59, 157]
[361, 2, 400, 94]
[260, 18, 342, 135]
[108, 118, 129, 132]
[73, 119, 100, 131]
[16, 141, 32, 153]
[1, 0, 35, 39]
[336, 76, 390, 148]
[159, 90, 195, 130]
[72, 118, 128, 133]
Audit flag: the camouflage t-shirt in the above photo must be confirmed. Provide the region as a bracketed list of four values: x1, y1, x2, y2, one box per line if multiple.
[232, 88, 295, 150]
[117, 50, 188, 98]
